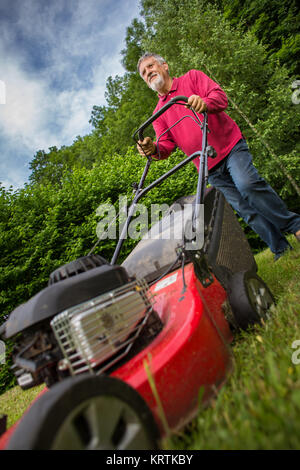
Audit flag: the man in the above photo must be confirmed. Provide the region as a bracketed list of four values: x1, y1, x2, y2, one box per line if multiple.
[137, 52, 300, 261]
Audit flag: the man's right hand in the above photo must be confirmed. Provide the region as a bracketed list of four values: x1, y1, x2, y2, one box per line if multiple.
[137, 137, 156, 157]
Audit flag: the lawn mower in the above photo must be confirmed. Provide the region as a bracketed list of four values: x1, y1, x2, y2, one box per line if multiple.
[0, 96, 275, 450]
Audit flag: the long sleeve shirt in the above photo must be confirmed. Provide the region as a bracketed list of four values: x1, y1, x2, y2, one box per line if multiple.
[152, 69, 243, 171]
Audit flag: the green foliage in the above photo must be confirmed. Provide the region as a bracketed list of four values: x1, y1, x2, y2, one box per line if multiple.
[29, 133, 102, 185]
[88, 18, 158, 157]
[222, 0, 300, 75]
[121, 19, 147, 73]
[89, 72, 157, 154]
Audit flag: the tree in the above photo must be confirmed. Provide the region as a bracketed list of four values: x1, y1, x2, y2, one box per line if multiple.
[221, 0, 300, 75]
[29, 133, 103, 186]
[90, 19, 158, 157]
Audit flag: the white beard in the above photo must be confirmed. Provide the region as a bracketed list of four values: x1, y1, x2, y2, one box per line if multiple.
[149, 73, 165, 92]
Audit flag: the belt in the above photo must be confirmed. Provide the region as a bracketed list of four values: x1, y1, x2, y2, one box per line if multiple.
[208, 155, 228, 175]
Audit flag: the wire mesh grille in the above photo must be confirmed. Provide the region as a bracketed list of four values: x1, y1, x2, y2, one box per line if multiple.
[50, 278, 153, 376]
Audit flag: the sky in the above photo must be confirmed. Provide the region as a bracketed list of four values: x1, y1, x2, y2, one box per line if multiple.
[0, 0, 141, 190]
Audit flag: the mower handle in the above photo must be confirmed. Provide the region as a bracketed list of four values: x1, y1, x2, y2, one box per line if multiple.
[133, 95, 188, 142]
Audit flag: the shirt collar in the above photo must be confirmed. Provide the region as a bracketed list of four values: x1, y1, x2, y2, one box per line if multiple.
[158, 77, 178, 101]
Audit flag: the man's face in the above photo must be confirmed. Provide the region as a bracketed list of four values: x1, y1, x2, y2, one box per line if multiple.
[139, 57, 169, 92]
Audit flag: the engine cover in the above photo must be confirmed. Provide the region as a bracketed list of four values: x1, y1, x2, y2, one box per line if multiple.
[4, 264, 130, 339]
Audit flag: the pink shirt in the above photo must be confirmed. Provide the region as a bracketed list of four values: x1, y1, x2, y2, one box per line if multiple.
[152, 69, 243, 171]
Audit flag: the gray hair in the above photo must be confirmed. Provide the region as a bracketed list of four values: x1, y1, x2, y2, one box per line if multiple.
[137, 52, 168, 75]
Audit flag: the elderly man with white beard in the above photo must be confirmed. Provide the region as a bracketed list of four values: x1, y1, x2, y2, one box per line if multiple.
[136, 53, 300, 261]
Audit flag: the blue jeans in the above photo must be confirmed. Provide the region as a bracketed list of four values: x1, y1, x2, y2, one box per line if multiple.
[208, 139, 300, 255]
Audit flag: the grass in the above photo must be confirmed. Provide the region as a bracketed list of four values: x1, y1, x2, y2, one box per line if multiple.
[0, 383, 45, 430]
[0, 237, 299, 448]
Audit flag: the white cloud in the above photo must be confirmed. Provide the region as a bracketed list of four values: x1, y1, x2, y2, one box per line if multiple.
[0, 0, 141, 190]
[0, 50, 124, 159]
[1, 53, 50, 150]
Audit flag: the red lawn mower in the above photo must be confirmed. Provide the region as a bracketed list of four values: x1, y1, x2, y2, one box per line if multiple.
[0, 96, 275, 450]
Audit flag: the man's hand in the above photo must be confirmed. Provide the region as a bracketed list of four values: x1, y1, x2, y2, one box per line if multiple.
[186, 95, 208, 113]
[137, 136, 156, 157]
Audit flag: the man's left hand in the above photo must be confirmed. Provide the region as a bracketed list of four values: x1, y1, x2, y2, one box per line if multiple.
[186, 95, 208, 113]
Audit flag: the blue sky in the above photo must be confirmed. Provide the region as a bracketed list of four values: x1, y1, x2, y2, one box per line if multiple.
[0, 0, 141, 190]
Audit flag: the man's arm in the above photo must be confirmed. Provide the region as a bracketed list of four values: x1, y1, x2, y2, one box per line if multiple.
[189, 69, 228, 114]
[137, 118, 176, 160]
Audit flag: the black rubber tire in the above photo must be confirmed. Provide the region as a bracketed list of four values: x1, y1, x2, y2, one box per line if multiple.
[6, 375, 160, 450]
[227, 270, 275, 330]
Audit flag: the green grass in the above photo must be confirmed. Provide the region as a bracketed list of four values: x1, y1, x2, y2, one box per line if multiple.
[168, 236, 300, 450]
[1, 237, 299, 448]
[0, 383, 45, 430]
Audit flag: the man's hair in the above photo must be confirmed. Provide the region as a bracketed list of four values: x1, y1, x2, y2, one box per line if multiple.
[137, 52, 168, 75]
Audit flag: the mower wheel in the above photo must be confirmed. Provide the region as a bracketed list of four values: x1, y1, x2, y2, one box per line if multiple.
[227, 271, 275, 330]
[6, 374, 160, 450]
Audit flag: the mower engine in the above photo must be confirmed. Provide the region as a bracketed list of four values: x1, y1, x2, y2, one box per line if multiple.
[2, 255, 155, 390]
[50, 278, 152, 376]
